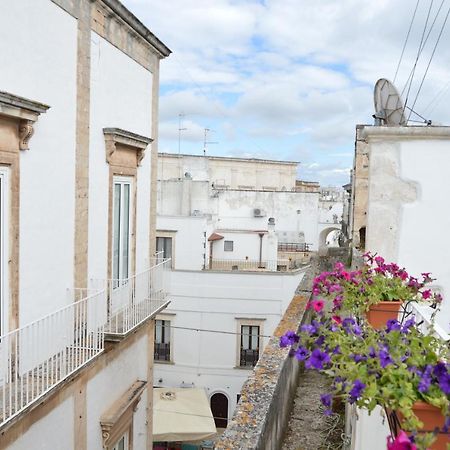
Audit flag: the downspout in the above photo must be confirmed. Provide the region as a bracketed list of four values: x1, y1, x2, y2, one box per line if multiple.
[258, 233, 264, 268]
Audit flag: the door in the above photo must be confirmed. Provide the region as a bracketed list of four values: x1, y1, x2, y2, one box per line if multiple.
[210, 392, 228, 428]
[0, 168, 8, 336]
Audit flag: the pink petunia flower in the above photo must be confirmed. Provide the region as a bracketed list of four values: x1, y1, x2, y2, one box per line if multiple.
[421, 289, 432, 300]
[312, 300, 325, 313]
[331, 315, 342, 325]
[386, 431, 417, 450]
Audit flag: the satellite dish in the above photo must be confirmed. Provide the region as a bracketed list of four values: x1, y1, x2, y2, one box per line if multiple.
[373, 78, 406, 126]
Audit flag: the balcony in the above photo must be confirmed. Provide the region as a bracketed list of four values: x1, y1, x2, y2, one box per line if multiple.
[278, 242, 312, 252]
[239, 348, 259, 367]
[0, 289, 106, 428]
[206, 258, 294, 272]
[154, 342, 170, 362]
[0, 259, 171, 429]
[103, 258, 171, 338]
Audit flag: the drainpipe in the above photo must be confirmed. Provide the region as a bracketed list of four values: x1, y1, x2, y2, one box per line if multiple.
[209, 241, 213, 269]
[258, 233, 264, 268]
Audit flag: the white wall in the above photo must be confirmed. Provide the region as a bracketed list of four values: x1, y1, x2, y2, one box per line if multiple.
[8, 396, 74, 450]
[88, 31, 154, 280]
[365, 128, 450, 331]
[157, 215, 207, 270]
[154, 268, 305, 419]
[86, 334, 149, 449]
[0, 0, 78, 324]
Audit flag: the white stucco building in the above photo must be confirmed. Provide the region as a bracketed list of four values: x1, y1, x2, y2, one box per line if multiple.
[347, 125, 450, 450]
[0, 1, 171, 449]
[153, 154, 345, 427]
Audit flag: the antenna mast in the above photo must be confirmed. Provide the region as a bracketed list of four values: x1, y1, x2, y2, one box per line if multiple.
[178, 113, 187, 178]
[203, 128, 218, 156]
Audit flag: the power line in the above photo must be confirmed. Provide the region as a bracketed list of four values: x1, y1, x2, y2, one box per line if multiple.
[408, 4, 450, 120]
[422, 78, 450, 113]
[161, 324, 274, 339]
[402, 0, 435, 116]
[393, 0, 421, 83]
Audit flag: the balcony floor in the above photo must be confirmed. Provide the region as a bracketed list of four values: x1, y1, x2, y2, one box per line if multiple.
[0, 346, 98, 425]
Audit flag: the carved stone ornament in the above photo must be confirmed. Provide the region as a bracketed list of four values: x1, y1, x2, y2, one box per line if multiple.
[103, 128, 153, 167]
[0, 91, 50, 151]
[19, 120, 34, 150]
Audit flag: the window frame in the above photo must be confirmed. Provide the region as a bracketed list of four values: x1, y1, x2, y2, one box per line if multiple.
[224, 240, 234, 252]
[154, 314, 175, 364]
[111, 430, 129, 450]
[235, 318, 265, 368]
[0, 167, 9, 336]
[111, 176, 133, 281]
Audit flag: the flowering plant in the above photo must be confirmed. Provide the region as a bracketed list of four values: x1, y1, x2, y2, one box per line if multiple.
[312, 253, 442, 316]
[281, 281, 449, 449]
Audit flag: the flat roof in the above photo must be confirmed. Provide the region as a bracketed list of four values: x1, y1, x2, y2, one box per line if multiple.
[159, 152, 299, 165]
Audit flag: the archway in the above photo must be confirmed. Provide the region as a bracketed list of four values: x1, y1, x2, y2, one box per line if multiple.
[210, 392, 228, 428]
[318, 226, 341, 252]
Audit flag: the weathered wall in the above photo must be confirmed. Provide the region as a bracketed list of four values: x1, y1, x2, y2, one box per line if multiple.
[364, 126, 450, 330]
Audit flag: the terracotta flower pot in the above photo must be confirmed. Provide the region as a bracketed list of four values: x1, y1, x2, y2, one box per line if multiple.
[395, 402, 449, 450]
[365, 301, 402, 329]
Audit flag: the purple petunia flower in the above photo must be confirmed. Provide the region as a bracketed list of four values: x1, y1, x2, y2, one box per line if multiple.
[295, 346, 309, 361]
[332, 345, 341, 355]
[352, 354, 367, 363]
[379, 349, 393, 368]
[320, 393, 332, 408]
[386, 319, 401, 333]
[368, 346, 377, 358]
[433, 361, 448, 378]
[280, 330, 299, 347]
[348, 379, 366, 404]
[418, 365, 433, 393]
[438, 372, 450, 395]
[306, 349, 331, 370]
[301, 324, 316, 334]
[401, 318, 415, 333]
[315, 335, 325, 347]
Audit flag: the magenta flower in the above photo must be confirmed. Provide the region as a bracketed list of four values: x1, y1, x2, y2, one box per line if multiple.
[374, 255, 385, 266]
[334, 261, 344, 272]
[311, 299, 325, 313]
[387, 431, 417, 450]
[331, 315, 342, 325]
[421, 289, 432, 300]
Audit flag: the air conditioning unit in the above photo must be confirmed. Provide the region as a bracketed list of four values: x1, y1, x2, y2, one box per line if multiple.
[253, 208, 266, 217]
[192, 210, 201, 216]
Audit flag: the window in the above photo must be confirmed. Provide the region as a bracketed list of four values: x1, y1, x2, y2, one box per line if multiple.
[156, 236, 172, 260]
[154, 319, 171, 362]
[0, 168, 7, 336]
[224, 240, 233, 252]
[112, 432, 129, 450]
[112, 177, 132, 281]
[240, 325, 260, 367]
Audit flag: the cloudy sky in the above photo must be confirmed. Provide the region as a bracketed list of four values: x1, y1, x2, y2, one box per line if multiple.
[122, 0, 450, 185]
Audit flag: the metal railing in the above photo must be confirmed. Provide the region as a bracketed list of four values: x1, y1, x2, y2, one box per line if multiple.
[154, 342, 171, 362]
[0, 289, 106, 427]
[103, 259, 171, 336]
[403, 302, 449, 341]
[206, 259, 291, 272]
[240, 349, 259, 367]
[278, 242, 312, 252]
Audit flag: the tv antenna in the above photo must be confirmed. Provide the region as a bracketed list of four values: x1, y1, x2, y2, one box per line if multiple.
[203, 128, 218, 156]
[373, 79, 407, 126]
[178, 113, 187, 179]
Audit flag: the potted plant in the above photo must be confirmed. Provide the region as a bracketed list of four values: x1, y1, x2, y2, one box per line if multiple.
[280, 300, 449, 450]
[312, 254, 442, 328]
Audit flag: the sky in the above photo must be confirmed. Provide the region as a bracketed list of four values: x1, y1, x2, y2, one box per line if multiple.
[122, 0, 450, 186]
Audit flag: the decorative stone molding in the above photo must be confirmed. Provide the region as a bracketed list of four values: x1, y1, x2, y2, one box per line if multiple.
[103, 128, 153, 167]
[100, 380, 146, 449]
[0, 91, 50, 150]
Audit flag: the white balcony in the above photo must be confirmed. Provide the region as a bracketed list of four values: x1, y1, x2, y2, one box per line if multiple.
[0, 289, 106, 427]
[102, 258, 171, 338]
[0, 258, 171, 428]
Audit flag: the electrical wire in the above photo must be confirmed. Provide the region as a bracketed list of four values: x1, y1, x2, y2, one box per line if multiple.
[400, 0, 446, 98]
[402, 0, 435, 115]
[393, 0, 421, 83]
[158, 323, 274, 339]
[422, 78, 450, 113]
[407, 4, 450, 120]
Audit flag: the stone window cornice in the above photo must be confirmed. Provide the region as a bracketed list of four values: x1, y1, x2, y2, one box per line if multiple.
[103, 127, 153, 167]
[100, 379, 147, 449]
[0, 91, 50, 150]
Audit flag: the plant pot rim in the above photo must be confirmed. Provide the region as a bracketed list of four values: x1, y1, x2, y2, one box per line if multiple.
[412, 401, 441, 412]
